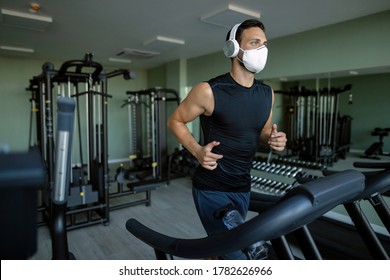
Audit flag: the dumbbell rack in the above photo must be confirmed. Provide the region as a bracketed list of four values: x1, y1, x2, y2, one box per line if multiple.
[250, 160, 321, 197]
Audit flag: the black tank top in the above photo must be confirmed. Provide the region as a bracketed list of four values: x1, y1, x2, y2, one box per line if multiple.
[193, 73, 272, 192]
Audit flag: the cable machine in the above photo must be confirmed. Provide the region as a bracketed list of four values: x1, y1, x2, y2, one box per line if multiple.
[275, 84, 352, 165]
[27, 53, 134, 229]
[112, 88, 179, 210]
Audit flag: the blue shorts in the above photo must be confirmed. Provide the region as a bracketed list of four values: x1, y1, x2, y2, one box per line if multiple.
[192, 187, 250, 260]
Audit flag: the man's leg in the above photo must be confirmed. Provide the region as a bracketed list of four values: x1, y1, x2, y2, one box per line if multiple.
[192, 188, 250, 260]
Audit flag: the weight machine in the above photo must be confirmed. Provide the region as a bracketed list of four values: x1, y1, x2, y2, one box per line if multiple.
[27, 53, 134, 229]
[362, 127, 390, 159]
[276, 84, 352, 165]
[111, 87, 179, 210]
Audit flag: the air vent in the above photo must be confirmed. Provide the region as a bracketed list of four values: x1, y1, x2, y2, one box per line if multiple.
[115, 48, 159, 60]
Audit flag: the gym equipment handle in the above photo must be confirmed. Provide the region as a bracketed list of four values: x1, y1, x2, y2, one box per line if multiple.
[53, 97, 76, 204]
[126, 170, 364, 259]
[353, 161, 390, 169]
[58, 59, 103, 79]
[51, 97, 76, 260]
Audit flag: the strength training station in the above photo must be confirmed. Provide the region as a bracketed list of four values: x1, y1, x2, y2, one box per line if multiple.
[1, 1, 390, 260]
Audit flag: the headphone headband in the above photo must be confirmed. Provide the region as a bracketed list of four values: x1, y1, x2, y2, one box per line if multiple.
[229, 23, 241, 41]
[223, 22, 241, 58]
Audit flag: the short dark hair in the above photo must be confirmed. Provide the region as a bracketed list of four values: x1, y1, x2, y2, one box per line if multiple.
[225, 19, 266, 44]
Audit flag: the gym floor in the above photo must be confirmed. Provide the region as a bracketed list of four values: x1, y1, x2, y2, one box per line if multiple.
[30, 151, 390, 260]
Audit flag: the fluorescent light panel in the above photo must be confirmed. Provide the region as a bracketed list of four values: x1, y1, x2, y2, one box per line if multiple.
[108, 57, 132, 63]
[1, 9, 52, 22]
[200, 4, 260, 28]
[0, 45, 34, 53]
[144, 36, 185, 51]
[1, 8, 52, 31]
[144, 36, 185, 46]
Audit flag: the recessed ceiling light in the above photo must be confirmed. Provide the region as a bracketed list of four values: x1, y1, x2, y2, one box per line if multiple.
[349, 71, 359, 75]
[29, 3, 42, 13]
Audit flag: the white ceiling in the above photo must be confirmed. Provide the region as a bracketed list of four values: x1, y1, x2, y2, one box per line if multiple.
[0, 0, 390, 75]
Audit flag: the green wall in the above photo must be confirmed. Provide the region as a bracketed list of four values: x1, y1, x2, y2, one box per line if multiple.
[262, 10, 390, 79]
[338, 73, 390, 152]
[147, 64, 166, 88]
[0, 57, 35, 152]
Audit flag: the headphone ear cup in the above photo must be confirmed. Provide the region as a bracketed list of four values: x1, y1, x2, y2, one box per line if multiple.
[223, 39, 240, 58]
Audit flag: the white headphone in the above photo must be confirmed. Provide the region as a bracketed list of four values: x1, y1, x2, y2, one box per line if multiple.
[223, 23, 241, 58]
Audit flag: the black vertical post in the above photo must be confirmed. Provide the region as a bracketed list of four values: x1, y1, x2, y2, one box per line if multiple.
[100, 75, 110, 224]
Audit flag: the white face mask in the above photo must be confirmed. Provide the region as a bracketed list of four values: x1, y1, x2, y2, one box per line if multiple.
[238, 45, 268, 73]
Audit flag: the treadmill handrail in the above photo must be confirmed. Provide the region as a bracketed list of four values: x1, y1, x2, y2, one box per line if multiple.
[323, 169, 390, 200]
[126, 170, 364, 259]
[362, 169, 390, 199]
[353, 161, 390, 169]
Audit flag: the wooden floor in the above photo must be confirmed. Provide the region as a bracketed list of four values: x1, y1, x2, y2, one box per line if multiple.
[30, 151, 390, 260]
